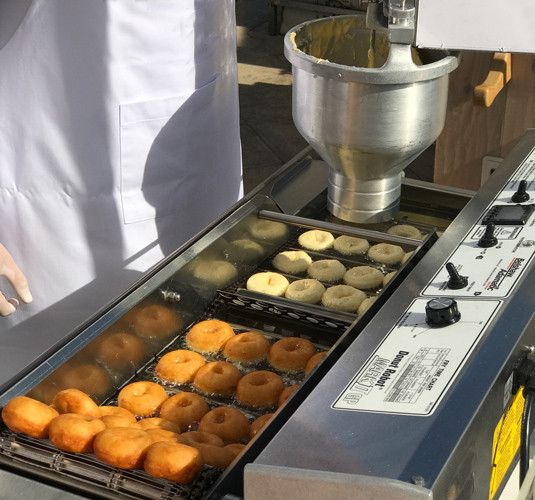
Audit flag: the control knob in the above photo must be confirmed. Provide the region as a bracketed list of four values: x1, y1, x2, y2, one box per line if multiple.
[511, 179, 530, 203]
[425, 298, 461, 327]
[478, 222, 498, 248]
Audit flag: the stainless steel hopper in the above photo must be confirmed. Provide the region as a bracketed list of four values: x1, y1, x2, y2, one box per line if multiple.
[284, 15, 459, 223]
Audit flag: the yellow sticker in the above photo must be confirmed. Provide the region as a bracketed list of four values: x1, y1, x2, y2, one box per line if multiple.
[488, 388, 525, 499]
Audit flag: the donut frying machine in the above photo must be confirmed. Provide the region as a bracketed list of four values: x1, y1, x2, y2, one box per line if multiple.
[3, 1, 535, 498]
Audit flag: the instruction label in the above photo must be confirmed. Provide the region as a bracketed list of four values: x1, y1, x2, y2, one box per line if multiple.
[423, 147, 535, 299]
[332, 299, 501, 415]
[488, 388, 525, 499]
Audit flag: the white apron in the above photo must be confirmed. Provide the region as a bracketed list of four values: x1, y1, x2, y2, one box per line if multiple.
[0, 0, 242, 378]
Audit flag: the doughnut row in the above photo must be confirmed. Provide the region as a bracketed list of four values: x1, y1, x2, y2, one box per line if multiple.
[0, 387, 281, 482]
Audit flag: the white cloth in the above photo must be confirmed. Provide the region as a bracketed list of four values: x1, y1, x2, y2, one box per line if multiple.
[0, 0, 242, 375]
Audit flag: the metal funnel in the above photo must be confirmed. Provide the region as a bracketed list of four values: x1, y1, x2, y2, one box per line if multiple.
[284, 16, 459, 223]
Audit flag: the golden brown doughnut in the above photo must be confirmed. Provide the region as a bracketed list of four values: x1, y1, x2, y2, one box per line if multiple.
[94, 427, 152, 469]
[118, 381, 168, 417]
[138, 417, 181, 433]
[90, 332, 147, 371]
[145, 428, 180, 444]
[155, 350, 206, 384]
[48, 413, 106, 453]
[54, 363, 111, 399]
[193, 361, 241, 396]
[192, 443, 236, 468]
[52, 389, 100, 418]
[98, 406, 136, 421]
[144, 441, 203, 483]
[198, 407, 250, 443]
[250, 413, 274, 439]
[236, 371, 284, 408]
[132, 303, 182, 340]
[100, 415, 141, 429]
[278, 384, 299, 407]
[223, 331, 270, 365]
[225, 443, 246, 459]
[305, 351, 328, 375]
[268, 337, 316, 373]
[1, 396, 59, 439]
[159, 392, 210, 431]
[179, 431, 224, 447]
[186, 319, 235, 354]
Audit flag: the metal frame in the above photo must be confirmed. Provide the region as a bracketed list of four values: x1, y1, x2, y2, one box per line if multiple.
[246, 130, 535, 499]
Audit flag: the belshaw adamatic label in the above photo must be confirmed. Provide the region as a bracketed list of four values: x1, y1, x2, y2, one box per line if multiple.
[332, 299, 501, 416]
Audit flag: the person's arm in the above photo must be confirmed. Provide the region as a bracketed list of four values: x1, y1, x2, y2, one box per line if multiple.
[0, 244, 32, 316]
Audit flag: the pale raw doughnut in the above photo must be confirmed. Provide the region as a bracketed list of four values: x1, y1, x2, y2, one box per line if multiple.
[193, 259, 238, 288]
[357, 296, 378, 316]
[368, 243, 405, 265]
[343, 266, 384, 290]
[284, 279, 325, 304]
[383, 271, 397, 287]
[333, 235, 370, 255]
[155, 350, 206, 384]
[1, 396, 59, 439]
[272, 251, 312, 274]
[307, 260, 346, 283]
[143, 442, 202, 483]
[387, 224, 422, 240]
[246, 272, 289, 297]
[402, 251, 414, 264]
[248, 219, 289, 242]
[321, 285, 366, 312]
[94, 427, 152, 469]
[48, 414, 106, 453]
[298, 230, 334, 251]
[52, 389, 100, 417]
[118, 382, 168, 417]
[226, 239, 264, 263]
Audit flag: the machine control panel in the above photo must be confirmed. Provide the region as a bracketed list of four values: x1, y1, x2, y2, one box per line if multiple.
[332, 299, 501, 416]
[423, 149, 535, 298]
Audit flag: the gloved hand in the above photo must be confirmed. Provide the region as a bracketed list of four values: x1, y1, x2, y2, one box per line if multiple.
[0, 244, 32, 316]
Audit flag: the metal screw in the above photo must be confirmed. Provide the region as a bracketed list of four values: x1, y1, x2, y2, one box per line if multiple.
[412, 475, 425, 487]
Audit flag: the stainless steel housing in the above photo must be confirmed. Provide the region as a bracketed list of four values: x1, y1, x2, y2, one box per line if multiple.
[284, 15, 458, 223]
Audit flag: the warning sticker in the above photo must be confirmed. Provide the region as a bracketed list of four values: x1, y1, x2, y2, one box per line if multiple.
[332, 299, 501, 416]
[488, 388, 525, 499]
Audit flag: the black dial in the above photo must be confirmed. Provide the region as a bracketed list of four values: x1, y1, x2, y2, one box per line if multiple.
[425, 298, 461, 327]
